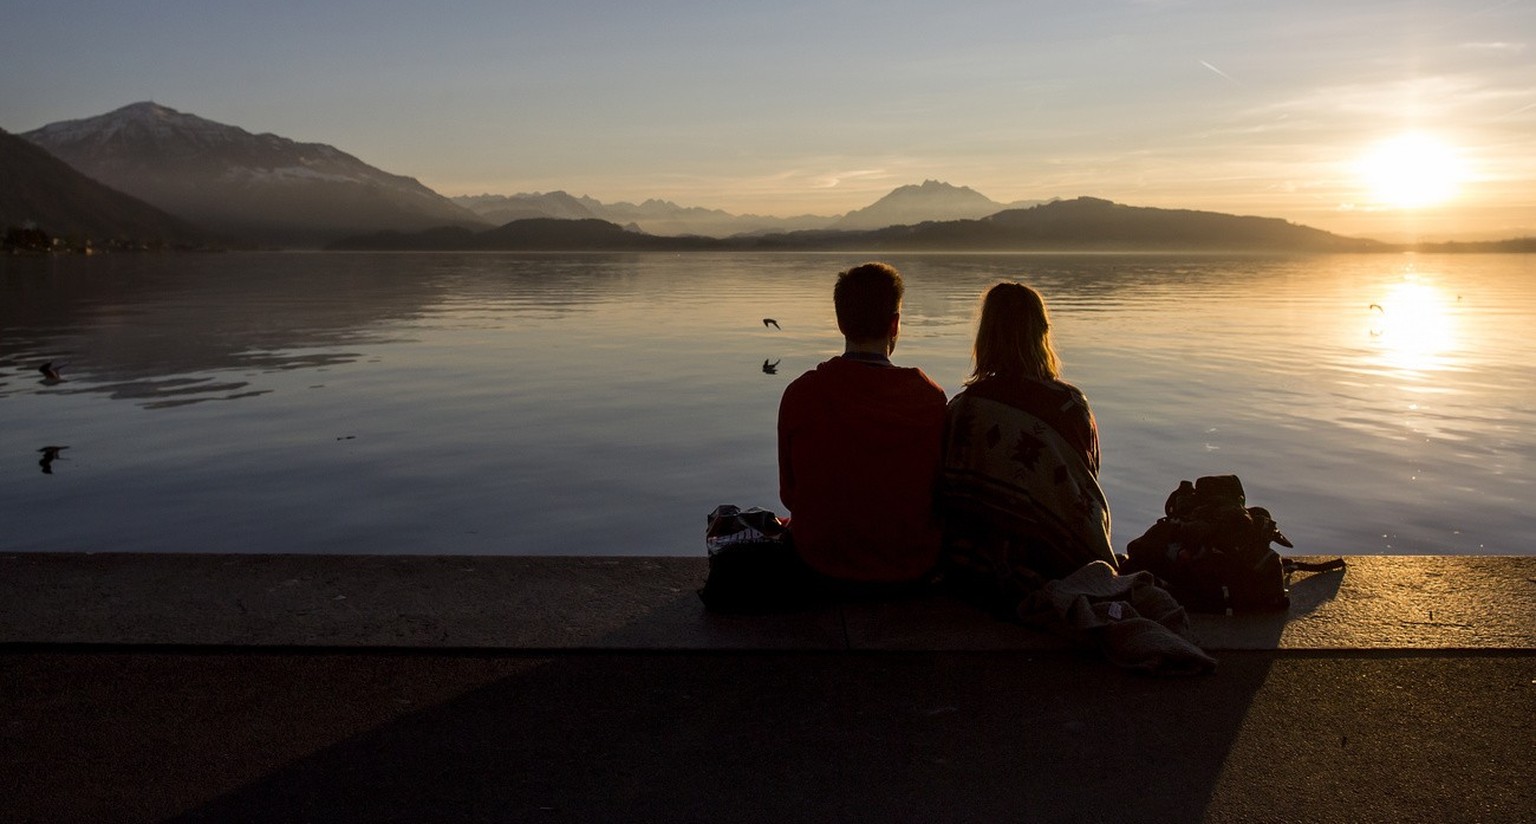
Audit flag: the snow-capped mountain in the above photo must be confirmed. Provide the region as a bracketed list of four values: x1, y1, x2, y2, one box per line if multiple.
[22, 102, 486, 246]
[830, 180, 1042, 231]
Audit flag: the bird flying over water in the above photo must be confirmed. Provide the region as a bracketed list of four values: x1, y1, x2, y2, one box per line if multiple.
[762, 318, 780, 329]
[762, 358, 780, 375]
[1368, 303, 1384, 313]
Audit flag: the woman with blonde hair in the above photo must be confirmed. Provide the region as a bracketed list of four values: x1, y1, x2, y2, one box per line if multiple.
[940, 281, 1115, 611]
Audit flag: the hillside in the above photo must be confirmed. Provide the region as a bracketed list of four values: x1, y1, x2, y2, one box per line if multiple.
[972, 197, 1381, 251]
[452, 191, 835, 237]
[332, 197, 1385, 253]
[0, 128, 206, 247]
[22, 102, 488, 247]
[830, 180, 1041, 231]
[451, 180, 1036, 238]
[330, 218, 716, 252]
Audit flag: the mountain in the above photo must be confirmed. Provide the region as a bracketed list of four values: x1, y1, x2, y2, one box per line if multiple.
[851, 197, 1386, 252]
[829, 180, 1041, 231]
[22, 102, 488, 247]
[584, 197, 834, 237]
[0, 127, 206, 247]
[449, 180, 1035, 238]
[333, 196, 1384, 253]
[452, 191, 603, 225]
[331, 218, 716, 252]
[452, 192, 835, 237]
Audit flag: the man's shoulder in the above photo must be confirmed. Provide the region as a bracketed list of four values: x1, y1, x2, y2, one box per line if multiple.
[903, 365, 947, 397]
[786, 357, 944, 396]
[782, 359, 833, 392]
[779, 360, 835, 413]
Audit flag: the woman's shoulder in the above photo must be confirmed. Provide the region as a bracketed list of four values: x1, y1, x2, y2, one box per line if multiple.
[958, 374, 1089, 408]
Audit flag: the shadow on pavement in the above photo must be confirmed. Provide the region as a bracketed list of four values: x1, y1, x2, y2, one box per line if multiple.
[120, 650, 1274, 823]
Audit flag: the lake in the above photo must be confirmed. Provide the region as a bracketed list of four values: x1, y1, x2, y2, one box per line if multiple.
[2, 251, 1532, 557]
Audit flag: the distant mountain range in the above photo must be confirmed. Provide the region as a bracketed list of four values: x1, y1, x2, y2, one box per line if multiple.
[450, 191, 835, 238]
[333, 196, 1388, 253]
[7, 101, 1525, 253]
[449, 180, 1041, 238]
[20, 102, 487, 247]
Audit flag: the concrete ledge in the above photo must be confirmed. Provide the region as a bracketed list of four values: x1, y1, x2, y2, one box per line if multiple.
[2, 553, 1532, 651]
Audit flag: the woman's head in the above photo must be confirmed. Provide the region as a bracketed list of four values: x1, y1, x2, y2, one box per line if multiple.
[967, 281, 1061, 384]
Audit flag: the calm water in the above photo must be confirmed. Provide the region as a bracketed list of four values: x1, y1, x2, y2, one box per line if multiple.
[2, 251, 1532, 556]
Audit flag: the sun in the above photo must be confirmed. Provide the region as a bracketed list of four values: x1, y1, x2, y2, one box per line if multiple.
[1355, 133, 1465, 208]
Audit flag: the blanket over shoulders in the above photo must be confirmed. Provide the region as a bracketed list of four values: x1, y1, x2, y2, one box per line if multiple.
[941, 381, 1115, 580]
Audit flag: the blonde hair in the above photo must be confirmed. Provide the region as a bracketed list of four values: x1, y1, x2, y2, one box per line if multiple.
[966, 281, 1062, 385]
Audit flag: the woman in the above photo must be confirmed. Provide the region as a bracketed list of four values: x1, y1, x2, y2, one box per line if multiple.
[940, 282, 1116, 612]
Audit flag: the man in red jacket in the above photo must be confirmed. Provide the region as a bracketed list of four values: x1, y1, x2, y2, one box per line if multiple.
[778, 262, 948, 595]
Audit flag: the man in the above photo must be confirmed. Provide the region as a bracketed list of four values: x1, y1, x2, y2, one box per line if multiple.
[778, 262, 948, 591]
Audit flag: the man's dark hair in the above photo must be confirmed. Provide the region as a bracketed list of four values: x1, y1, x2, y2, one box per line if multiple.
[833, 262, 904, 341]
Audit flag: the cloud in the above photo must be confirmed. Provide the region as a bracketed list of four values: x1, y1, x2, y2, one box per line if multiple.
[811, 169, 889, 189]
[1197, 59, 1239, 84]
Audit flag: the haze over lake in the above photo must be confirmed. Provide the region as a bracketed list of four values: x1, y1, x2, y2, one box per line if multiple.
[3, 251, 1532, 558]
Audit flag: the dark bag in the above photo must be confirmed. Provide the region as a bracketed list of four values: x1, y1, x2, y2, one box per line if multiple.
[697, 504, 811, 613]
[1123, 475, 1325, 613]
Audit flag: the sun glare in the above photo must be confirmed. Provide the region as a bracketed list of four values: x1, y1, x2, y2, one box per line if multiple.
[1367, 278, 1459, 373]
[1356, 133, 1464, 209]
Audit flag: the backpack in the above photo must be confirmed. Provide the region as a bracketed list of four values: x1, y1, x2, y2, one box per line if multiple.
[697, 504, 810, 613]
[1122, 475, 1339, 613]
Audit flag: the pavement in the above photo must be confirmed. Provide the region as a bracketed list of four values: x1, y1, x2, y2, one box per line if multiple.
[2, 553, 1534, 823]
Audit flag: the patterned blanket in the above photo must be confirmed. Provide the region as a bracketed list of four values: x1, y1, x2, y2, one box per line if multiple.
[941, 389, 1116, 586]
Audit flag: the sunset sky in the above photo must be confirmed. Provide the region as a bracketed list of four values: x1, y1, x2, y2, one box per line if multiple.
[4, 0, 1533, 242]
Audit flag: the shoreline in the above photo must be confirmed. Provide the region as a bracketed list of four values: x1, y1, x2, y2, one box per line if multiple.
[5, 552, 1532, 651]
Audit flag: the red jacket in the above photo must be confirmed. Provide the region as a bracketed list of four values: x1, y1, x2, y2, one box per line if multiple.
[777, 355, 947, 582]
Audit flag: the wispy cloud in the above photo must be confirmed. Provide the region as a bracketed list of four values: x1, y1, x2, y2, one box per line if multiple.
[810, 169, 889, 189]
[1197, 59, 1239, 84]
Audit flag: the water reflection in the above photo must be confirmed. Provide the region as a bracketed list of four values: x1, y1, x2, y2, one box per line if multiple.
[1365, 277, 1461, 375]
[38, 361, 65, 383]
[0, 254, 437, 407]
[2, 251, 1533, 557]
[37, 446, 68, 474]
[0, 252, 639, 408]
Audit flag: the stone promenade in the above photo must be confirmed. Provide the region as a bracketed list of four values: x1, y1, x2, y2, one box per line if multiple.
[3, 553, 1532, 823]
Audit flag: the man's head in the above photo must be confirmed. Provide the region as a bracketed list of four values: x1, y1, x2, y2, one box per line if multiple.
[833, 262, 904, 351]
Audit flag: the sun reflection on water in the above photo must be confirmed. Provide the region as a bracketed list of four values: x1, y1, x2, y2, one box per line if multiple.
[1365, 277, 1461, 375]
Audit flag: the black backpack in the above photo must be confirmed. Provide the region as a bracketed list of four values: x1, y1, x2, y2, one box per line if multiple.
[1123, 475, 1340, 613]
[697, 505, 809, 614]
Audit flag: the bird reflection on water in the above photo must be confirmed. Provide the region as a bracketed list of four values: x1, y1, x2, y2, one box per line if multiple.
[37, 446, 68, 474]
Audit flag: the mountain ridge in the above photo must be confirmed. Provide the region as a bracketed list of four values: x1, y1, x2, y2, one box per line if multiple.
[449, 180, 1041, 238]
[331, 196, 1387, 253]
[16, 102, 1520, 252]
[830, 179, 1043, 231]
[0, 127, 207, 247]
[21, 102, 488, 247]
